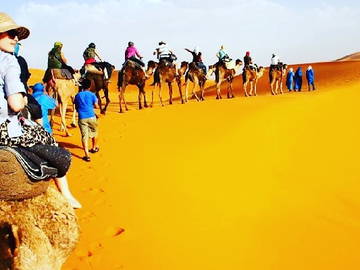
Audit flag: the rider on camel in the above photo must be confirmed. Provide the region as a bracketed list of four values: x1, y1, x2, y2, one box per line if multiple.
[44, 41, 78, 85]
[151, 41, 176, 86]
[216, 45, 231, 65]
[270, 53, 281, 71]
[185, 46, 207, 75]
[243, 51, 257, 71]
[82, 43, 108, 79]
[124, 41, 147, 74]
[154, 41, 176, 65]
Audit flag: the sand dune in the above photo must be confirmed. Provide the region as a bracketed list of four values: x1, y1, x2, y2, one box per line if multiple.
[335, 51, 360, 62]
[27, 60, 360, 270]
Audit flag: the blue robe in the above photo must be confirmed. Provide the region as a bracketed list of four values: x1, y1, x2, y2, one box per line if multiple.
[306, 69, 314, 84]
[294, 67, 303, 91]
[286, 71, 295, 90]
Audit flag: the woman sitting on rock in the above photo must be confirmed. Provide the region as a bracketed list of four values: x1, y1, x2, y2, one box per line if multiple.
[0, 12, 81, 209]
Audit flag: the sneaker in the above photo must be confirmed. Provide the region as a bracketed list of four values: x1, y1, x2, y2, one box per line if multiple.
[89, 147, 99, 153]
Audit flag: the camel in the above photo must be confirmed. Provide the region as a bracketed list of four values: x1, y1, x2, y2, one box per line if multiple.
[0, 150, 79, 270]
[117, 60, 156, 113]
[84, 62, 115, 115]
[269, 63, 288, 95]
[209, 59, 243, 99]
[151, 60, 187, 107]
[242, 66, 265, 97]
[184, 62, 207, 102]
[44, 69, 81, 136]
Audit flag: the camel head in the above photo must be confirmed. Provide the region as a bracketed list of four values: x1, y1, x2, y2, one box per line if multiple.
[146, 60, 158, 76]
[208, 64, 216, 76]
[281, 64, 288, 76]
[234, 59, 243, 74]
[257, 66, 265, 78]
[178, 61, 189, 76]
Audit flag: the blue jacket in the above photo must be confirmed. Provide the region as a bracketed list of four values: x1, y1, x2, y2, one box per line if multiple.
[286, 71, 295, 90]
[32, 92, 57, 134]
[306, 69, 314, 83]
[294, 67, 303, 90]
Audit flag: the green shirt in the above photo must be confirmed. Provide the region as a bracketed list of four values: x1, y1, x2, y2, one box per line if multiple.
[48, 48, 63, 69]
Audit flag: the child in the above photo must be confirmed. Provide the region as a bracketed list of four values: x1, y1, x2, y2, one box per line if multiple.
[74, 78, 99, 161]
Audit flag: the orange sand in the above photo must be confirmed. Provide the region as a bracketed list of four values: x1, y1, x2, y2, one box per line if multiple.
[28, 61, 360, 270]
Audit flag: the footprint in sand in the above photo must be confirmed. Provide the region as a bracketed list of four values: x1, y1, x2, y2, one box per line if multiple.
[105, 226, 125, 237]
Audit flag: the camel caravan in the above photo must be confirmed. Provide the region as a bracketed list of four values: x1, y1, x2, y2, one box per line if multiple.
[115, 44, 290, 114]
[38, 41, 290, 131]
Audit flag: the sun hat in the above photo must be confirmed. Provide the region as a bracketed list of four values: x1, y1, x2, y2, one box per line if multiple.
[32, 83, 45, 93]
[0, 12, 29, 40]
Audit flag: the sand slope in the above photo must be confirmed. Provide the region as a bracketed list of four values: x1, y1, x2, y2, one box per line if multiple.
[336, 51, 360, 62]
[28, 61, 360, 270]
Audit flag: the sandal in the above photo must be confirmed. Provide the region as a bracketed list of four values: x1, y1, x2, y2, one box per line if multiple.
[82, 156, 91, 162]
[89, 147, 99, 153]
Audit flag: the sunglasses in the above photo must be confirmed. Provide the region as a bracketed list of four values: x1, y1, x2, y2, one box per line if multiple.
[6, 29, 18, 39]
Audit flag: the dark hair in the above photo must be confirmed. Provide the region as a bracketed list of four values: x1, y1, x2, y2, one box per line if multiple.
[128, 41, 134, 47]
[80, 78, 91, 89]
[89, 43, 96, 49]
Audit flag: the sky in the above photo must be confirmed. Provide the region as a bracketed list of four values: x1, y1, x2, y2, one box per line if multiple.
[2, 0, 360, 69]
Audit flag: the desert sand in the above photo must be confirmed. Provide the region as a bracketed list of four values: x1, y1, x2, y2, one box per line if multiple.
[27, 60, 360, 270]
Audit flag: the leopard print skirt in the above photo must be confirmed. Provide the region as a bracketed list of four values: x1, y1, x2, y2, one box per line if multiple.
[0, 120, 56, 147]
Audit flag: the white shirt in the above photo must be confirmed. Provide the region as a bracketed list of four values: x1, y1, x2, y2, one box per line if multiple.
[0, 51, 26, 137]
[271, 55, 279, 65]
[157, 44, 171, 59]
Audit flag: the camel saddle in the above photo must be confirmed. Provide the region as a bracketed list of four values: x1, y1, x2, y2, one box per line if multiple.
[51, 69, 74, 80]
[123, 60, 142, 70]
[0, 150, 50, 201]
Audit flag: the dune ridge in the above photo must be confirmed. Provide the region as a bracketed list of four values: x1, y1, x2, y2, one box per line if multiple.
[335, 51, 360, 62]
[27, 60, 360, 270]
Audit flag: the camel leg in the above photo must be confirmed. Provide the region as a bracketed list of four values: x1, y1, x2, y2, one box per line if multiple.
[200, 81, 205, 101]
[275, 81, 279, 95]
[141, 83, 148, 108]
[244, 82, 249, 97]
[168, 82, 173, 105]
[216, 81, 222, 99]
[270, 81, 275, 95]
[95, 91, 104, 114]
[176, 77, 184, 104]
[158, 82, 164, 107]
[70, 96, 77, 127]
[121, 83, 129, 111]
[184, 81, 189, 103]
[60, 101, 71, 136]
[192, 78, 200, 101]
[228, 82, 234, 98]
[102, 84, 111, 114]
[249, 82, 253, 96]
[118, 88, 123, 113]
[254, 82, 257, 96]
[279, 81, 284, 94]
[138, 87, 143, 110]
[151, 86, 154, 107]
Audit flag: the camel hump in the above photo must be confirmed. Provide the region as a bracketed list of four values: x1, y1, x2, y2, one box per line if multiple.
[0, 150, 49, 201]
